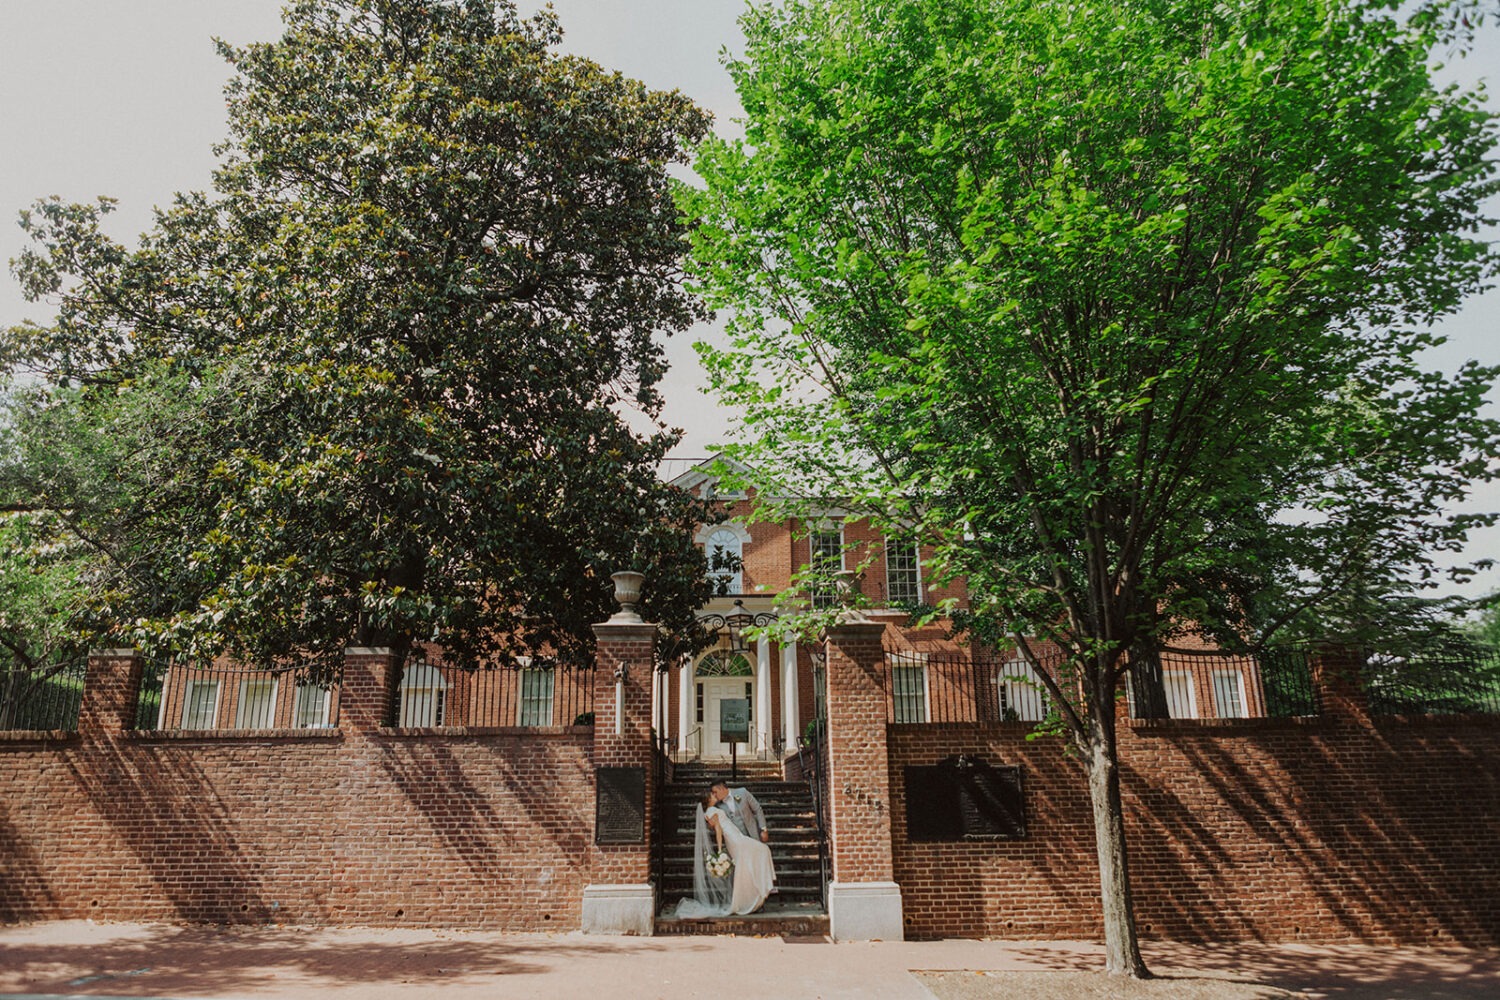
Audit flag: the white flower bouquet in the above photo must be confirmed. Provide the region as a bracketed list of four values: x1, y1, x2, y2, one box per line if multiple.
[705, 849, 733, 879]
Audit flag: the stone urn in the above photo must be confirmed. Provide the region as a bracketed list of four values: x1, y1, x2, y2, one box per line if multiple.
[610, 570, 646, 623]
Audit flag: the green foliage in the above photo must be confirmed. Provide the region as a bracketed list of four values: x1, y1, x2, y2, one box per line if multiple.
[1466, 592, 1500, 648]
[685, 0, 1499, 712]
[2, 0, 720, 673]
[0, 510, 90, 670]
[684, 0, 1498, 971]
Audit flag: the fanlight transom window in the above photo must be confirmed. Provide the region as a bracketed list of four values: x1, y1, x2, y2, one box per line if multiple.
[696, 651, 753, 678]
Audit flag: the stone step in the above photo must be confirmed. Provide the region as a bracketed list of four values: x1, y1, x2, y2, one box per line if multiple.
[654, 901, 828, 938]
[658, 883, 824, 902]
[662, 843, 823, 858]
[663, 815, 817, 829]
[658, 878, 824, 895]
[659, 874, 823, 890]
[663, 779, 806, 791]
[660, 855, 824, 872]
[666, 845, 828, 863]
[664, 814, 817, 827]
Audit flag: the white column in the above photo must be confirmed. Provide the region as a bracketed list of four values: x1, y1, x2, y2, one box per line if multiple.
[756, 637, 772, 753]
[781, 639, 800, 752]
[677, 655, 693, 754]
[650, 664, 662, 737]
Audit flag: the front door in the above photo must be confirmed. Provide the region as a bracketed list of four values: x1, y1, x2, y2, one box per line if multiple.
[701, 677, 754, 758]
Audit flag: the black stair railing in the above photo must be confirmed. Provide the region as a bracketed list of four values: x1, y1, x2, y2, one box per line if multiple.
[651, 727, 671, 907]
[801, 715, 831, 910]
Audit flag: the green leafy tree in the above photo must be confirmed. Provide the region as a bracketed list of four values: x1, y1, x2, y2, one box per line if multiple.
[2, 0, 720, 674]
[683, 0, 1498, 975]
[1467, 592, 1500, 648]
[0, 510, 91, 728]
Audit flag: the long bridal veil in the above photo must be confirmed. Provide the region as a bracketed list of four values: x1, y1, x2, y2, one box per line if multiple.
[674, 803, 732, 918]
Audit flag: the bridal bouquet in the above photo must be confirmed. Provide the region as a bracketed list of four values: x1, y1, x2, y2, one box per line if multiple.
[705, 849, 733, 879]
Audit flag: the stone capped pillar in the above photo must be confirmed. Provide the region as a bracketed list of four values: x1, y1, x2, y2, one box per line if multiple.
[341, 647, 401, 734]
[582, 577, 659, 936]
[78, 649, 144, 735]
[823, 616, 903, 941]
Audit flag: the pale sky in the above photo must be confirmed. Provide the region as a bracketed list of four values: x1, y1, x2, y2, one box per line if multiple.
[0, 1, 1496, 600]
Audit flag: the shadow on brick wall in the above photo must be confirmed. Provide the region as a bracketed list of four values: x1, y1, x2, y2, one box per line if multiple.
[887, 721, 1500, 945]
[372, 738, 594, 884]
[0, 810, 59, 922]
[1125, 724, 1500, 947]
[60, 737, 278, 922]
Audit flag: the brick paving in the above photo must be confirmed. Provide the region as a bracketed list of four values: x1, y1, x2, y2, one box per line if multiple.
[2, 922, 1498, 1000]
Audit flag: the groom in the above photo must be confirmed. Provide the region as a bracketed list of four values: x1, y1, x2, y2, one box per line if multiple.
[712, 779, 770, 844]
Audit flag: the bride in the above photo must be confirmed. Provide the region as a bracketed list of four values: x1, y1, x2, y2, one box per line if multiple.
[677, 787, 776, 917]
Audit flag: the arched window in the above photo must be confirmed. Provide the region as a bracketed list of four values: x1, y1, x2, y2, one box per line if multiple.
[704, 526, 744, 594]
[695, 651, 753, 677]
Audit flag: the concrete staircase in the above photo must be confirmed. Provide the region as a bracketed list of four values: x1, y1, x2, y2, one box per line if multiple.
[655, 761, 828, 936]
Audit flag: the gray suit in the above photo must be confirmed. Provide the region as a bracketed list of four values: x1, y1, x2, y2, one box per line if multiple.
[721, 787, 768, 841]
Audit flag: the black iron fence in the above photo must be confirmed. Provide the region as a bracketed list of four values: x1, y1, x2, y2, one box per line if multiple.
[1125, 647, 1318, 721]
[134, 658, 341, 731]
[884, 645, 1322, 724]
[387, 652, 595, 728]
[1363, 646, 1500, 716]
[885, 649, 1067, 724]
[0, 657, 88, 731]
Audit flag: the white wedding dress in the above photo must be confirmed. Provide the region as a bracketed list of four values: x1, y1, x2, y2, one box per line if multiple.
[676, 803, 776, 917]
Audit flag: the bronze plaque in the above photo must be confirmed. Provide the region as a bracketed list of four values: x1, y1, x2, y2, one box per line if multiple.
[905, 756, 1025, 841]
[595, 766, 646, 845]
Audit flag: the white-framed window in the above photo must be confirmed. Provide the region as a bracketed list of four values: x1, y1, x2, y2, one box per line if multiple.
[181, 678, 221, 730]
[997, 659, 1048, 722]
[294, 683, 333, 728]
[703, 526, 744, 594]
[1211, 668, 1246, 719]
[1164, 670, 1197, 719]
[892, 660, 928, 723]
[809, 522, 844, 609]
[884, 537, 921, 606]
[397, 661, 449, 727]
[519, 666, 555, 726]
[235, 676, 278, 729]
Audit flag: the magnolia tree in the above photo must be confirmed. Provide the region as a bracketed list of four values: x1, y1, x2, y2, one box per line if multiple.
[682, 0, 1499, 976]
[0, 0, 721, 673]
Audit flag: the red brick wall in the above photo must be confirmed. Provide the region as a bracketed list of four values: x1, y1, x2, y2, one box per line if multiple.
[888, 717, 1500, 945]
[0, 728, 595, 928]
[706, 501, 968, 610]
[0, 647, 619, 930]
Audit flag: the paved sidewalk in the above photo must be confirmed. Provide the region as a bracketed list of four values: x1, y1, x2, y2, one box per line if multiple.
[0, 922, 1497, 999]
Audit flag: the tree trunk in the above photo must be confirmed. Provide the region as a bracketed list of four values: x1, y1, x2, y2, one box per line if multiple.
[1086, 720, 1150, 978]
[1128, 644, 1171, 720]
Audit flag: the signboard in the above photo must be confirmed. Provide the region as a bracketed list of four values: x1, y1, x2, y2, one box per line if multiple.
[905, 756, 1025, 841]
[594, 766, 646, 845]
[719, 698, 750, 743]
